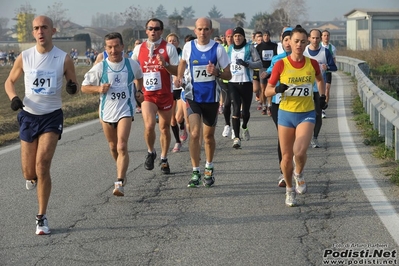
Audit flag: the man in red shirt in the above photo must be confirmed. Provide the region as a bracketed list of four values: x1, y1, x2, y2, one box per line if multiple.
[131, 18, 179, 174]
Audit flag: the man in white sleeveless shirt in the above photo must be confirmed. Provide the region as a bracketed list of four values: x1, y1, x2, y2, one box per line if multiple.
[81, 32, 144, 197]
[4, 15, 79, 235]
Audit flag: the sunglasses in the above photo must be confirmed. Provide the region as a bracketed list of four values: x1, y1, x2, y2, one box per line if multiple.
[147, 27, 161, 31]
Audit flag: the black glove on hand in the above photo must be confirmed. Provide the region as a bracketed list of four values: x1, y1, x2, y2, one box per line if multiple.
[319, 94, 327, 109]
[275, 83, 289, 94]
[135, 90, 143, 107]
[66, 79, 77, 94]
[11, 96, 24, 111]
[236, 59, 249, 68]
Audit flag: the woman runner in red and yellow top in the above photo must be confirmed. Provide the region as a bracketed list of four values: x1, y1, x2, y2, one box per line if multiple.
[265, 26, 326, 207]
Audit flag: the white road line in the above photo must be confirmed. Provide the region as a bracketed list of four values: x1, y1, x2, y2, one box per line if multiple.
[336, 73, 399, 246]
[63, 119, 98, 133]
[0, 120, 98, 156]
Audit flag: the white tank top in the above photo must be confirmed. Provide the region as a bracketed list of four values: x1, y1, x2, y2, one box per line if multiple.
[303, 45, 327, 74]
[229, 47, 252, 83]
[99, 58, 136, 123]
[22, 46, 66, 115]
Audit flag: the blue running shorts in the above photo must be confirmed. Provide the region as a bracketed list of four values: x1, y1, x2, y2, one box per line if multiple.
[278, 109, 315, 128]
[17, 109, 63, 142]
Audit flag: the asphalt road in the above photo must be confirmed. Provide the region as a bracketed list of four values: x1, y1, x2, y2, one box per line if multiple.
[1, 72, 398, 266]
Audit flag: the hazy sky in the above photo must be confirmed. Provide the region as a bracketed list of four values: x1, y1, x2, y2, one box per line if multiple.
[1, 0, 398, 27]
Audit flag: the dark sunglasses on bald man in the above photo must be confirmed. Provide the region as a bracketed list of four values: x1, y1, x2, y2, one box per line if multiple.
[147, 27, 161, 31]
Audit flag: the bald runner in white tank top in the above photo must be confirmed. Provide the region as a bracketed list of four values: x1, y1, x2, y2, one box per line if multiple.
[22, 46, 67, 115]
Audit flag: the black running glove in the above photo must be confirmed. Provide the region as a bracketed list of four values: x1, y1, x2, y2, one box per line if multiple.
[236, 59, 249, 68]
[11, 96, 24, 111]
[66, 79, 77, 94]
[135, 89, 143, 107]
[275, 83, 289, 94]
[319, 94, 327, 109]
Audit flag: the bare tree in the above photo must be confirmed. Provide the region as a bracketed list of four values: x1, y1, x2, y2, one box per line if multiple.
[45, 2, 69, 37]
[249, 12, 266, 29]
[121, 28, 135, 49]
[15, 3, 36, 42]
[251, 9, 289, 36]
[0, 17, 9, 41]
[268, 8, 290, 36]
[121, 5, 154, 29]
[272, 0, 308, 26]
[91, 12, 123, 28]
[0, 17, 9, 29]
[253, 12, 272, 33]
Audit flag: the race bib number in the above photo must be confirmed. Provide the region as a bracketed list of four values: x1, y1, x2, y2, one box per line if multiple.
[230, 63, 244, 75]
[286, 84, 312, 97]
[143, 72, 162, 91]
[262, 50, 274, 61]
[108, 72, 129, 100]
[192, 65, 215, 82]
[28, 69, 57, 95]
[108, 85, 128, 101]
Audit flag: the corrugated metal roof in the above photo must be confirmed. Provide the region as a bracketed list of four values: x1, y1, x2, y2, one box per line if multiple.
[344, 8, 399, 17]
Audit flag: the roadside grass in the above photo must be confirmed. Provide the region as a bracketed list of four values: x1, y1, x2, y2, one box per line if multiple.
[351, 85, 399, 186]
[340, 47, 399, 75]
[340, 47, 399, 100]
[341, 47, 399, 185]
[0, 65, 99, 146]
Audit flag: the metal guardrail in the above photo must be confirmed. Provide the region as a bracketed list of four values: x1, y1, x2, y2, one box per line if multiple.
[336, 56, 399, 160]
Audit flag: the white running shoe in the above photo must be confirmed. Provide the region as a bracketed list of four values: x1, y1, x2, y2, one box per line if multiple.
[322, 110, 326, 118]
[231, 129, 236, 140]
[311, 137, 320, 148]
[172, 143, 182, 153]
[113, 181, 124, 196]
[222, 125, 231, 137]
[285, 190, 297, 207]
[180, 129, 188, 142]
[26, 179, 37, 190]
[242, 127, 250, 141]
[294, 172, 307, 194]
[232, 138, 241, 149]
[36, 215, 51, 235]
[278, 173, 286, 187]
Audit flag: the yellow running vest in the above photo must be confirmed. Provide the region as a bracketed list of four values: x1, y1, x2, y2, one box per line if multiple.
[279, 57, 316, 113]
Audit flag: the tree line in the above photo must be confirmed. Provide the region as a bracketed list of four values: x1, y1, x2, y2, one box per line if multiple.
[0, 0, 308, 46]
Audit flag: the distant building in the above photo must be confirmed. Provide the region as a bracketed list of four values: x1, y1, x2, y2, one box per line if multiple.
[212, 18, 238, 35]
[344, 8, 399, 50]
[302, 20, 347, 48]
